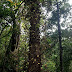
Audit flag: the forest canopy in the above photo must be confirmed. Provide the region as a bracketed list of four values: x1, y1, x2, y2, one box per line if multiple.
[0, 0, 72, 72]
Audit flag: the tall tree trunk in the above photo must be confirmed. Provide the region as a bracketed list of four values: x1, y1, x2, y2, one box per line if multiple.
[6, 13, 20, 55]
[5, 13, 20, 72]
[56, 1, 63, 72]
[28, 0, 41, 72]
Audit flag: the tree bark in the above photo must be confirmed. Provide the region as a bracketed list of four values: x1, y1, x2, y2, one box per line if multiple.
[56, 1, 63, 72]
[28, 1, 41, 72]
[6, 12, 20, 54]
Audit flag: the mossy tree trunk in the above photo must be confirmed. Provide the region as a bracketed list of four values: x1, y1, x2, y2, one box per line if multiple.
[6, 13, 20, 55]
[28, 0, 41, 72]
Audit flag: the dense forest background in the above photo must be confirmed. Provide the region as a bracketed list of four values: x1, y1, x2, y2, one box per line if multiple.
[0, 0, 72, 72]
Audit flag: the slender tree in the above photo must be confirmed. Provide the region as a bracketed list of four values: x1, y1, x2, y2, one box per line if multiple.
[56, 0, 63, 72]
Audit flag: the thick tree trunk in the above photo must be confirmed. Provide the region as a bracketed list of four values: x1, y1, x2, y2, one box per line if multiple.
[28, 1, 41, 72]
[6, 14, 20, 55]
[5, 13, 20, 72]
